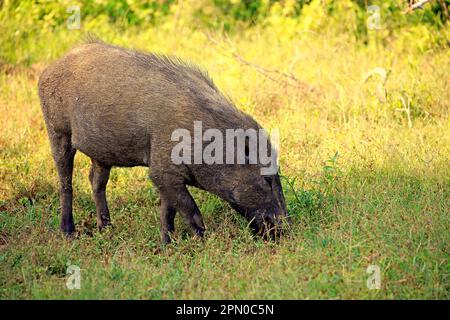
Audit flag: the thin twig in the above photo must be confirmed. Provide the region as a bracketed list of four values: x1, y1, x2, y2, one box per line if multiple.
[204, 31, 315, 93]
[173, 0, 184, 33]
[437, 0, 449, 20]
[405, 0, 434, 13]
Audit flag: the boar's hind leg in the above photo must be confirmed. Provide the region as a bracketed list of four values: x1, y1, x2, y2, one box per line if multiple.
[88, 159, 112, 231]
[159, 194, 176, 244]
[49, 132, 76, 235]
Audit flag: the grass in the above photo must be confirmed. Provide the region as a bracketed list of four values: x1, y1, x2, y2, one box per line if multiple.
[0, 5, 449, 299]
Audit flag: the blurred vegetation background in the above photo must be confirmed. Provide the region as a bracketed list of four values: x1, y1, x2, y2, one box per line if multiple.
[0, 0, 449, 65]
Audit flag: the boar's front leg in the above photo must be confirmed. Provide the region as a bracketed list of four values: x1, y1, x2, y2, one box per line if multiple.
[152, 174, 205, 243]
[88, 159, 112, 231]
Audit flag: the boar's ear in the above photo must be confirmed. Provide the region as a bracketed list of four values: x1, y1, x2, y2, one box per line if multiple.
[272, 174, 287, 211]
[263, 174, 282, 192]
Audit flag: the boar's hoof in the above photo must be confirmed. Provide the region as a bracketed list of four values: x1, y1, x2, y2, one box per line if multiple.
[61, 223, 75, 236]
[62, 229, 77, 240]
[161, 234, 173, 245]
[193, 227, 205, 239]
[97, 214, 112, 232]
[98, 221, 112, 232]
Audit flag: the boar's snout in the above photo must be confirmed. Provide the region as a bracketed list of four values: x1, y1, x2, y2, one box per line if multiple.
[251, 201, 289, 240]
[229, 173, 289, 240]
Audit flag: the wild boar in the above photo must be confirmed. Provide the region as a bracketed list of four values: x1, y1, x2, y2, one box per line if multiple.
[38, 41, 288, 244]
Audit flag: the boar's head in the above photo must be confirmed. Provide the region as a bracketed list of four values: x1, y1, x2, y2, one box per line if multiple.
[192, 157, 289, 239]
[223, 167, 288, 239]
